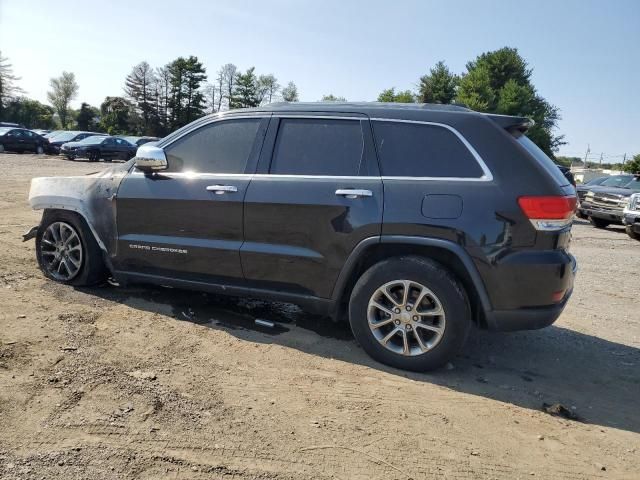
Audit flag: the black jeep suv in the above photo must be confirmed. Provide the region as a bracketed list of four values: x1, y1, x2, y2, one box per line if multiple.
[26, 102, 577, 371]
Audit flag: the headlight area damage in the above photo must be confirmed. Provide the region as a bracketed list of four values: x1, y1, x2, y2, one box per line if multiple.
[24, 161, 133, 271]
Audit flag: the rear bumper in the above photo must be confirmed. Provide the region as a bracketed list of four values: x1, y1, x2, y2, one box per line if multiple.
[485, 289, 572, 331]
[483, 252, 576, 332]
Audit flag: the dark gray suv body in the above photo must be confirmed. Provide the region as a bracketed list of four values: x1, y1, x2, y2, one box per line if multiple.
[27, 102, 578, 371]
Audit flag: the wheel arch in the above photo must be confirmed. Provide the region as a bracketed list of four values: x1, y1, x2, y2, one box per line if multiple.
[331, 236, 492, 327]
[38, 206, 109, 257]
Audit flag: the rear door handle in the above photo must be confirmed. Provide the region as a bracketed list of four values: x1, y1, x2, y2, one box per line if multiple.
[335, 189, 373, 199]
[206, 185, 238, 194]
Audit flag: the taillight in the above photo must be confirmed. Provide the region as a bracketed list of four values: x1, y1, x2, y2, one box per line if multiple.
[518, 195, 577, 231]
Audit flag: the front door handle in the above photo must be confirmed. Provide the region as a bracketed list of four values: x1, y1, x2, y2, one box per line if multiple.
[206, 185, 238, 194]
[335, 189, 373, 199]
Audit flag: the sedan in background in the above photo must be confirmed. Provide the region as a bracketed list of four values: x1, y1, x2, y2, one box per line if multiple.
[119, 135, 161, 146]
[45, 131, 105, 154]
[61, 135, 137, 162]
[0, 127, 47, 154]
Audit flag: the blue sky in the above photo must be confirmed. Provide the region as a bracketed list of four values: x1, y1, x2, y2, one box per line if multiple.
[1, 0, 638, 159]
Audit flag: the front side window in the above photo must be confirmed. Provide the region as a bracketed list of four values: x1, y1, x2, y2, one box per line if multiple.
[270, 118, 364, 176]
[373, 121, 484, 178]
[165, 119, 261, 173]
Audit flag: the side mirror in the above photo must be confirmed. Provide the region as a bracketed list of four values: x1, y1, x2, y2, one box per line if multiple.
[134, 145, 167, 172]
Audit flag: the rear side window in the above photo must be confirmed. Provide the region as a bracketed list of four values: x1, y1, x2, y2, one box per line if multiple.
[513, 133, 569, 186]
[372, 121, 484, 178]
[270, 118, 364, 176]
[165, 119, 261, 173]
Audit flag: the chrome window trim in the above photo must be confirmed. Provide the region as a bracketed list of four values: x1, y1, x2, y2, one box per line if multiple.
[370, 117, 493, 182]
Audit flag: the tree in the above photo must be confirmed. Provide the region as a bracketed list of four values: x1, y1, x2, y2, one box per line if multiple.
[455, 47, 564, 156]
[75, 102, 100, 131]
[99, 96, 135, 134]
[124, 61, 158, 135]
[0, 51, 24, 120]
[155, 66, 171, 135]
[321, 94, 346, 101]
[2, 97, 55, 129]
[281, 81, 299, 102]
[217, 63, 238, 111]
[418, 61, 458, 104]
[47, 71, 79, 128]
[167, 56, 207, 129]
[378, 88, 415, 103]
[623, 154, 640, 174]
[230, 67, 260, 109]
[203, 82, 218, 114]
[257, 74, 280, 104]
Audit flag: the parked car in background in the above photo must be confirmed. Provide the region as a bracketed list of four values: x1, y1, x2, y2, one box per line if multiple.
[45, 131, 105, 154]
[0, 127, 47, 154]
[26, 102, 577, 372]
[579, 175, 640, 228]
[120, 136, 161, 146]
[0, 122, 25, 128]
[557, 165, 576, 187]
[623, 193, 640, 240]
[43, 130, 65, 139]
[61, 135, 137, 162]
[32, 129, 51, 136]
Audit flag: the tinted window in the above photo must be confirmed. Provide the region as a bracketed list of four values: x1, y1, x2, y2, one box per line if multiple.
[513, 133, 569, 186]
[165, 119, 261, 173]
[373, 121, 484, 178]
[270, 118, 364, 175]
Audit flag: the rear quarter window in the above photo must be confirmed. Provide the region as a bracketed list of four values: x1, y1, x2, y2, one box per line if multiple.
[512, 132, 569, 187]
[372, 121, 484, 178]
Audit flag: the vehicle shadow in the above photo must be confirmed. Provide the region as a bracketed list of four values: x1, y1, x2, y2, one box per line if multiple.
[86, 284, 640, 435]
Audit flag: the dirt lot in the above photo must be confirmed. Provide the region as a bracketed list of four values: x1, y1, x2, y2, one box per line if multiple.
[0, 153, 638, 479]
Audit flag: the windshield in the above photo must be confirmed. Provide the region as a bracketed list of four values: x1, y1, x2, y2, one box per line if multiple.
[122, 136, 139, 144]
[585, 176, 607, 186]
[513, 133, 569, 186]
[600, 175, 633, 187]
[78, 135, 106, 145]
[49, 132, 76, 142]
[623, 178, 640, 191]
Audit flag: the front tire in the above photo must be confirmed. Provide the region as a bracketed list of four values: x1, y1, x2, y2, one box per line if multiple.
[349, 256, 471, 372]
[36, 211, 107, 286]
[590, 217, 610, 229]
[626, 225, 640, 241]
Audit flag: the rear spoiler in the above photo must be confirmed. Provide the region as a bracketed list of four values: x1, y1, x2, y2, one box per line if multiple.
[485, 113, 534, 133]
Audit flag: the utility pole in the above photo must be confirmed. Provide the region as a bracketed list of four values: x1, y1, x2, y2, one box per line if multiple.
[623, 153, 627, 167]
[599, 152, 603, 167]
[583, 144, 590, 168]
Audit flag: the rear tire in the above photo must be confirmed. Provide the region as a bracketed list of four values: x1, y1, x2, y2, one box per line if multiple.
[590, 217, 610, 229]
[0, 144, 4, 153]
[36, 211, 108, 286]
[349, 256, 471, 372]
[36, 145, 44, 155]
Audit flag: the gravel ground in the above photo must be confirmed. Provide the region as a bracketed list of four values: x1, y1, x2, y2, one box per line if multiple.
[0, 153, 639, 479]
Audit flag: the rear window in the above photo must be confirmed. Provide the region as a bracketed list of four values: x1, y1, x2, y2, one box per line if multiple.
[513, 133, 569, 186]
[372, 121, 484, 178]
[270, 118, 364, 176]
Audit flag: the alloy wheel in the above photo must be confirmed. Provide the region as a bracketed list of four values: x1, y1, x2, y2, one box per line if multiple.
[367, 280, 446, 356]
[40, 222, 83, 281]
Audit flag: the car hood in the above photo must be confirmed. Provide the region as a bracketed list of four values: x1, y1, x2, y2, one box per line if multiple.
[61, 141, 86, 148]
[590, 187, 636, 197]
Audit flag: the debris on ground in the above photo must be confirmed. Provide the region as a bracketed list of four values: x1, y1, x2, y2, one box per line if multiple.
[255, 319, 275, 328]
[126, 370, 157, 381]
[542, 403, 581, 421]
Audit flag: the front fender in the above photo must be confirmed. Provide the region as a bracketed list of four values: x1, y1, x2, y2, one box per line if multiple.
[28, 162, 133, 259]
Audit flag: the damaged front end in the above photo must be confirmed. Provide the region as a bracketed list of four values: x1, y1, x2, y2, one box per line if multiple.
[25, 160, 134, 270]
